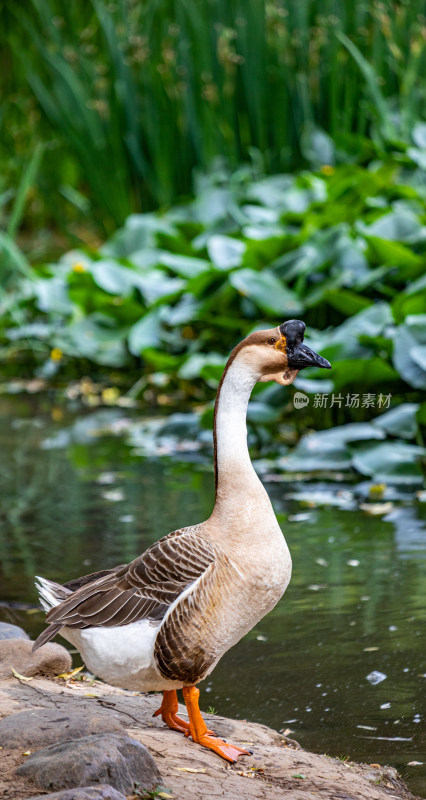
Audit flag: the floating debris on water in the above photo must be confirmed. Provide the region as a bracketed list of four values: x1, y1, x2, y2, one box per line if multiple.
[359, 502, 394, 515]
[366, 671, 387, 685]
[101, 489, 125, 502]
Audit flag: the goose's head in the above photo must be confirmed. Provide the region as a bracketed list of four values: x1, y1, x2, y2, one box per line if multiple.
[234, 319, 331, 386]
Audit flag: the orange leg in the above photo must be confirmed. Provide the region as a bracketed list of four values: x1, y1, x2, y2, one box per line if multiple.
[153, 689, 190, 734]
[182, 685, 252, 763]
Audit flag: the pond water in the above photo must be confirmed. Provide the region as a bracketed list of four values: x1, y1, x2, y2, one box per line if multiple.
[0, 394, 425, 796]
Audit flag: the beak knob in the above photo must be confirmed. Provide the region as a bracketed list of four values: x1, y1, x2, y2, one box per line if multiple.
[280, 319, 331, 370]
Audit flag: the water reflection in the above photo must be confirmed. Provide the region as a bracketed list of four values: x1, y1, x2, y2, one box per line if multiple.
[0, 397, 425, 795]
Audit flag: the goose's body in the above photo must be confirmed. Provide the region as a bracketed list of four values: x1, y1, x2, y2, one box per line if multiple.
[34, 319, 330, 761]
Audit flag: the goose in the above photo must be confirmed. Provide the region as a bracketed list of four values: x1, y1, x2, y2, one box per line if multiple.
[33, 319, 331, 763]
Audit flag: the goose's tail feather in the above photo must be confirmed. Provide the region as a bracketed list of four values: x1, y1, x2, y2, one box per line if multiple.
[33, 576, 72, 652]
[35, 575, 72, 612]
[32, 623, 63, 652]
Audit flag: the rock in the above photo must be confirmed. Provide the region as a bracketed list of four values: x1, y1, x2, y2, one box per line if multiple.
[0, 622, 30, 640]
[0, 639, 71, 679]
[27, 786, 127, 800]
[0, 707, 124, 749]
[16, 733, 161, 795]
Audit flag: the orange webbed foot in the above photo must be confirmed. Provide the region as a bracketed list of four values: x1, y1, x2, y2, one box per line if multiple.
[153, 690, 190, 734]
[182, 685, 251, 763]
[196, 733, 252, 763]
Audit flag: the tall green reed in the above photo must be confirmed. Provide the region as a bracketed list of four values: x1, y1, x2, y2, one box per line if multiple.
[3, 0, 426, 231]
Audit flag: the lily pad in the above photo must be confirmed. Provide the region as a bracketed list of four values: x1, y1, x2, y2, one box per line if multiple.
[373, 403, 419, 439]
[351, 441, 425, 484]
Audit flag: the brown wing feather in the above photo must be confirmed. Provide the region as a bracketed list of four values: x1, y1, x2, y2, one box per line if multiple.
[154, 561, 218, 684]
[35, 528, 215, 650]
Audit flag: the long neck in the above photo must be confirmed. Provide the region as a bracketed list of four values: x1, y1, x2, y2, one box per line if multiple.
[212, 356, 263, 508]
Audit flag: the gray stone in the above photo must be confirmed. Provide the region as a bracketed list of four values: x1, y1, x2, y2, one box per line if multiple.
[0, 622, 30, 640]
[16, 733, 161, 795]
[0, 707, 124, 749]
[0, 638, 71, 678]
[27, 786, 127, 800]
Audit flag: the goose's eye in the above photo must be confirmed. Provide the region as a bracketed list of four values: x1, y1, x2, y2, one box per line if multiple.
[267, 337, 277, 345]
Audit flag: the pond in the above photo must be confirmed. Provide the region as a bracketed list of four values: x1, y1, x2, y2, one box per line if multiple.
[0, 393, 425, 796]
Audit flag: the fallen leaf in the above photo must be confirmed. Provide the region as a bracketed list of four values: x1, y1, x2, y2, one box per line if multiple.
[56, 666, 84, 680]
[84, 693, 98, 698]
[370, 763, 381, 768]
[157, 794, 173, 799]
[292, 773, 306, 779]
[408, 761, 423, 766]
[176, 768, 206, 773]
[11, 668, 32, 682]
[22, 750, 31, 756]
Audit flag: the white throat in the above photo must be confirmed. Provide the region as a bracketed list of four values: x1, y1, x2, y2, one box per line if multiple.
[213, 357, 262, 502]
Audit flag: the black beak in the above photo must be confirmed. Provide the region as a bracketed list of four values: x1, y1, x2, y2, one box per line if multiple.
[279, 319, 331, 371]
[287, 342, 331, 370]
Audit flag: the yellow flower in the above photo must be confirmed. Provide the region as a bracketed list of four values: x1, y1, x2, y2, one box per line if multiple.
[320, 164, 335, 176]
[72, 262, 86, 273]
[50, 347, 63, 362]
[102, 387, 120, 405]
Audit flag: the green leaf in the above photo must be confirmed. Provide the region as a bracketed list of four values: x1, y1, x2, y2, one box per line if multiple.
[330, 358, 398, 391]
[336, 32, 395, 141]
[411, 345, 426, 372]
[178, 352, 225, 381]
[34, 277, 73, 314]
[392, 289, 426, 322]
[324, 289, 372, 316]
[283, 424, 384, 473]
[57, 316, 127, 366]
[103, 213, 177, 258]
[90, 260, 139, 295]
[7, 143, 44, 239]
[158, 252, 211, 278]
[350, 441, 425, 484]
[294, 376, 334, 394]
[207, 235, 246, 270]
[128, 309, 162, 354]
[366, 236, 422, 268]
[229, 268, 303, 315]
[301, 124, 335, 167]
[373, 403, 419, 440]
[360, 211, 424, 243]
[247, 401, 281, 423]
[135, 271, 185, 305]
[406, 314, 426, 344]
[413, 121, 426, 148]
[392, 325, 426, 390]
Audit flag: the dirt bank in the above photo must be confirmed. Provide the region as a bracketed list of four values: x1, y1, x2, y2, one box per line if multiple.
[0, 673, 422, 800]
